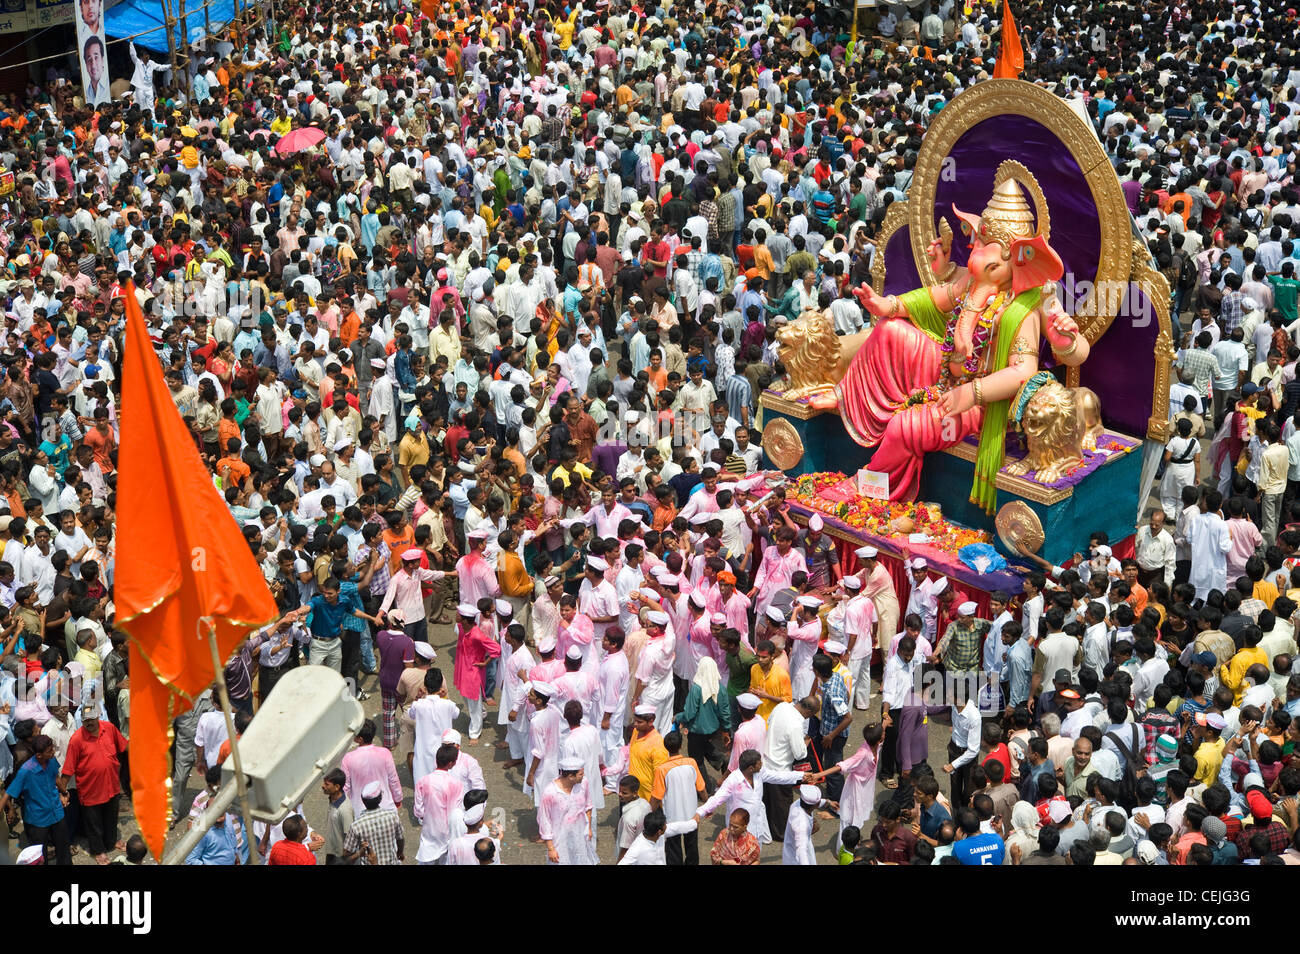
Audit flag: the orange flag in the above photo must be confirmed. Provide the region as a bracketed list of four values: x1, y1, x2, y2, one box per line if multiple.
[993, 0, 1024, 79]
[115, 282, 276, 860]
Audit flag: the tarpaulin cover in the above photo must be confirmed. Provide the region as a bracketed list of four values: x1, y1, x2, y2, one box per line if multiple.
[105, 0, 235, 53]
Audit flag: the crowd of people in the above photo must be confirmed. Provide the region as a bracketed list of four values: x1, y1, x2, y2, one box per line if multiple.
[2, 0, 1300, 865]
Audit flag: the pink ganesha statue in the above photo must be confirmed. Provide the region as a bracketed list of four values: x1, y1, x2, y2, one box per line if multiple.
[808, 161, 1091, 514]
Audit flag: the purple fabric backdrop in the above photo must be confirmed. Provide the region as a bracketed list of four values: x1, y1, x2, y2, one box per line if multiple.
[882, 224, 921, 296]
[1075, 284, 1160, 437]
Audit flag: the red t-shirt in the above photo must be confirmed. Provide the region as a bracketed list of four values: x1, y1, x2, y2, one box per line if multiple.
[267, 839, 317, 865]
[982, 742, 1012, 783]
[61, 721, 127, 806]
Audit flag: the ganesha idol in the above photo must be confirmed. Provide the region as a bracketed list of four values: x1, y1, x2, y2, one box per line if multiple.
[807, 160, 1090, 514]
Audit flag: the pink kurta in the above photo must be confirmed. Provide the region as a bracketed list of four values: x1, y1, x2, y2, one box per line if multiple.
[836, 742, 879, 838]
[453, 623, 501, 700]
[753, 547, 806, 616]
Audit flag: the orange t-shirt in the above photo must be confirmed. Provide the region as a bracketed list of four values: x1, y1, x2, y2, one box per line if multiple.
[217, 455, 251, 486]
[338, 311, 360, 349]
[217, 417, 242, 453]
[383, 527, 415, 574]
[82, 426, 116, 473]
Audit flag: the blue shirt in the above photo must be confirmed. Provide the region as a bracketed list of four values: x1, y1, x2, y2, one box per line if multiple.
[951, 832, 1006, 866]
[6, 756, 64, 827]
[920, 800, 952, 839]
[1005, 637, 1034, 707]
[307, 593, 348, 639]
[185, 821, 239, 865]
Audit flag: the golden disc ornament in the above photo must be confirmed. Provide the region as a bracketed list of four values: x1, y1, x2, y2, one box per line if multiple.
[763, 419, 805, 471]
[995, 501, 1045, 555]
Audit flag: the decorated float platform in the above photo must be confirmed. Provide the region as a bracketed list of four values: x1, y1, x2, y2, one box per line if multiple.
[757, 79, 1171, 595]
[762, 390, 1144, 568]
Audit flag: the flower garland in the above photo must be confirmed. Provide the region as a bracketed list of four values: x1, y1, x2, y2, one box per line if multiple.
[941, 289, 1009, 377]
[791, 472, 992, 554]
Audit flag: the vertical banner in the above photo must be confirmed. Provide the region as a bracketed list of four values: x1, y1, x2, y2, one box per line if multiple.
[73, 0, 108, 106]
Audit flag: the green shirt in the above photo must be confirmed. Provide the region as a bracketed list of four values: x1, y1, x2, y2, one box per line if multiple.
[675, 683, 732, 734]
[1268, 274, 1299, 322]
[724, 645, 758, 697]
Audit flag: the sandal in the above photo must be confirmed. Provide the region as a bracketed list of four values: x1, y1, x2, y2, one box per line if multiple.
[881, 777, 899, 789]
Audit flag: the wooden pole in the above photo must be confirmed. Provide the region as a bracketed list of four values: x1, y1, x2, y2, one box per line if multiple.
[202, 618, 258, 864]
[160, 0, 179, 90]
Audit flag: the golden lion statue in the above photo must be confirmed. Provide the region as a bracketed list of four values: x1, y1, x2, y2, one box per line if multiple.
[774, 312, 854, 400]
[1004, 373, 1104, 484]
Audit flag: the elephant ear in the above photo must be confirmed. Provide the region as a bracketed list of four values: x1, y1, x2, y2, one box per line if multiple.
[1009, 235, 1064, 296]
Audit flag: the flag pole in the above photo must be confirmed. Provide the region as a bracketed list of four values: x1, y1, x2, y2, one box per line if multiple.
[202, 617, 259, 864]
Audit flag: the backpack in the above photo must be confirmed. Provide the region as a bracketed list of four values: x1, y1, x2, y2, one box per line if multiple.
[1176, 251, 1198, 292]
[1105, 723, 1143, 810]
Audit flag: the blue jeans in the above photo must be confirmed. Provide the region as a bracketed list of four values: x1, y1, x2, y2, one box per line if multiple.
[361, 629, 376, 672]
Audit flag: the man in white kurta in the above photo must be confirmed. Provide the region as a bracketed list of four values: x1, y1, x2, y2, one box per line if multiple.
[555, 647, 601, 728]
[499, 626, 534, 758]
[783, 785, 829, 865]
[787, 596, 823, 702]
[632, 612, 677, 736]
[537, 758, 597, 864]
[412, 746, 465, 864]
[598, 630, 630, 779]
[525, 684, 564, 806]
[1185, 500, 1232, 602]
[407, 675, 461, 782]
[560, 708, 605, 810]
[729, 694, 767, 771]
[579, 557, 622, 641]
[842, 578, 878, 710]
[367, 359, 398, 442]
[695, 750, 805, 845]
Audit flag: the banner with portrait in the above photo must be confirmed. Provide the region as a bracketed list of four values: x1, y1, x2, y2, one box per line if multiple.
[74, 0, 108, 107]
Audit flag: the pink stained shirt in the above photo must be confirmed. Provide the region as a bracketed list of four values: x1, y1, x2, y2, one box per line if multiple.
[412, 770, 465, 863]
[753, 547, 806, 614]
[380, 566, 446, 623]
[1225, 518, 1263, 583]
[718, 590, 752, 637]
[729, 716, 767, 772]
[341, 743, 403, 814]
[455, 551, 502, 607]
[844, 594, 878, 661]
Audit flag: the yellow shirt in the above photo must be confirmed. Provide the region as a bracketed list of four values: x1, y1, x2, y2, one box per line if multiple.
[552, 462, 593, 489]
[270, 115, 293, 135]
[749, 663, 791, 722]
[1193, 739, 1224, 786]
[554, 19, 576, 49]
[1220, 646, 1269, 705]
[74, 646, 103, 677]
[1253, 579, 1279, 607]
[628, 728, 668, 798]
